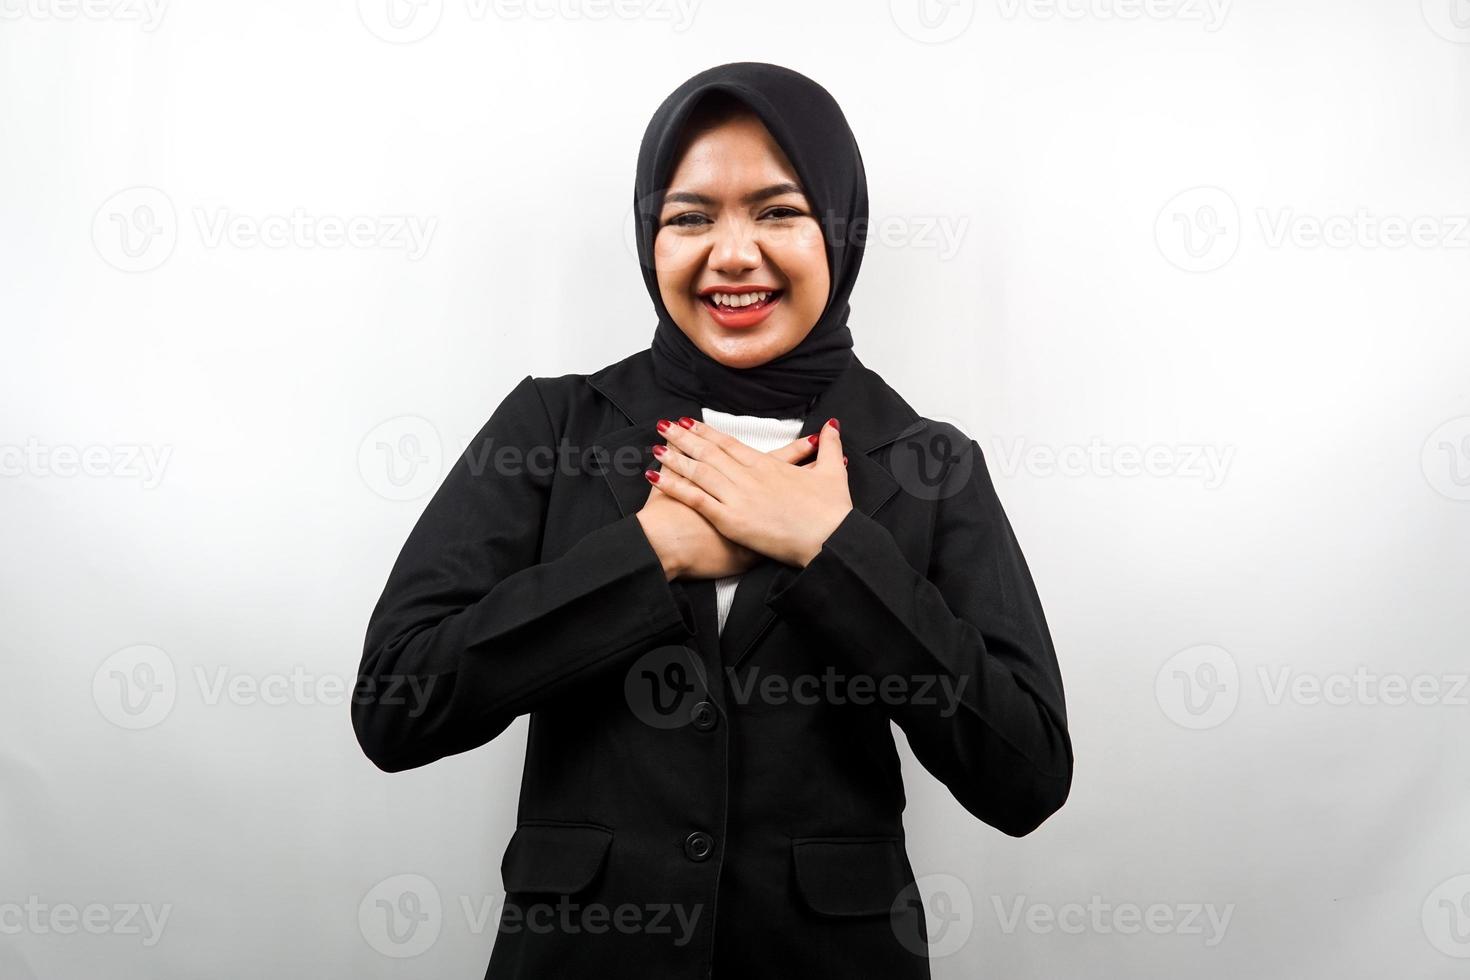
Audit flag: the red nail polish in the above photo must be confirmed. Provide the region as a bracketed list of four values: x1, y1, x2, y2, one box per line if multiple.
[807, 434, 819, 446]
[652, 444, 666, 458]
[644, 469, 660, 483]
[677, 416, 695, 429]
[827, 417, 840, 431]
[842, 455, 848, 465]
[656, 419, 671, 433]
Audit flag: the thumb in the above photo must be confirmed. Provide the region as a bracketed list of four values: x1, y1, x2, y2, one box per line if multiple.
[767, 433, 820, 465]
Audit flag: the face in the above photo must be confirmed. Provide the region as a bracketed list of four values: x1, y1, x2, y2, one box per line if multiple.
[654, 112, 831, 370]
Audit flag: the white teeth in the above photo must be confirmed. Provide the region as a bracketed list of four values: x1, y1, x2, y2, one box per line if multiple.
[708, 291, 772, 307]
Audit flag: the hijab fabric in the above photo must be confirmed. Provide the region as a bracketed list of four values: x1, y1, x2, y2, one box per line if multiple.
[633, 62, 869, 416]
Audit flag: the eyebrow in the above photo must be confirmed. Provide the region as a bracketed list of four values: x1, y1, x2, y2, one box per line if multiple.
[661, 181, 806, 208]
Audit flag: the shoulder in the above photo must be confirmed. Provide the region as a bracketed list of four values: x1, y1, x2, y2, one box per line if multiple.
[848, 355, 975, 450]
[848, 359, 994, 503]
[494, 348, 651, 435]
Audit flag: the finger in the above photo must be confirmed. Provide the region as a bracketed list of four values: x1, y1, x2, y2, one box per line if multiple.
[657, 418, 745, 479]
[666, 416, 761, 467]
[652, 442, 736, 501]
[766, 433, 820, 466]
[645, 466, 724, 520]
[815, 417, 843, 469]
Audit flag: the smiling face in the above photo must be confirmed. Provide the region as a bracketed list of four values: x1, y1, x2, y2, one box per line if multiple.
[654, 109, 831, 370]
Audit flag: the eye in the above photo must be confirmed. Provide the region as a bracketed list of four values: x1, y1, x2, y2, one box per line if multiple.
[762, 206, 805, 220]
[664, 212, 710, 228]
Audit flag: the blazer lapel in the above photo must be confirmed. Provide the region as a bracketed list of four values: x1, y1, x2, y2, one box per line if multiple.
[585, 353, 717, 667]
[715, 356, 926, 671]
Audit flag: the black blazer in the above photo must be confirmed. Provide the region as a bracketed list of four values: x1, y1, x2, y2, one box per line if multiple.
[353, 348, 1073, 979]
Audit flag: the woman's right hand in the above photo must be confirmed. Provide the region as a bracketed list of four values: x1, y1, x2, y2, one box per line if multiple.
[635, 433, 818, 580]
[636, 489, 756, 581]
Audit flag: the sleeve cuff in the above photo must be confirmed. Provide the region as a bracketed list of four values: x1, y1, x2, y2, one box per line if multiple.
[764, 507, 887, 613]
[603, 512, 696, 639]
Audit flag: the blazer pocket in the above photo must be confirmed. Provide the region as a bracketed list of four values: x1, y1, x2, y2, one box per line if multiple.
[791, 836, 910, 917]
[500, 822, 614, 895]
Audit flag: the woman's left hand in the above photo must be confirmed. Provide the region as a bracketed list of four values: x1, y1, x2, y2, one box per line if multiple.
[648, 416, 852, 568]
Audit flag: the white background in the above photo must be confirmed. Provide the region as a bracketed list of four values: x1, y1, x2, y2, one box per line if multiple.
[2, 0, 1469, 976]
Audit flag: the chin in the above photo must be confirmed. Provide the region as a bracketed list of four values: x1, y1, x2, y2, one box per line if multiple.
[701, 330, 797, 370]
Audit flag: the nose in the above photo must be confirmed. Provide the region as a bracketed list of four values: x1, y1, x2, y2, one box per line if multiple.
[707, 214, 761, 276]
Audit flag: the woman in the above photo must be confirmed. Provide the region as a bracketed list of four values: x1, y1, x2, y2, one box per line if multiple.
[354, 62, 1073, 979]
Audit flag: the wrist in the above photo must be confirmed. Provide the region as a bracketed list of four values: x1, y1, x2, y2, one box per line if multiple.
[793, 506, 853, 568]
[635, 510, 685, 581]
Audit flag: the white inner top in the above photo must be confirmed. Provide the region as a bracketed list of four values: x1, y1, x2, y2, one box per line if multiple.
[698, 407, 806, 635]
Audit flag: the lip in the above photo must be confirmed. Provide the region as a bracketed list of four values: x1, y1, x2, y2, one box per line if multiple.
[697, 284, 779, 297]
[698, 285, 784, 330]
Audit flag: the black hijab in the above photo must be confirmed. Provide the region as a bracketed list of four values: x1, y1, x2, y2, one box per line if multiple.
[632, 62, 868, 417]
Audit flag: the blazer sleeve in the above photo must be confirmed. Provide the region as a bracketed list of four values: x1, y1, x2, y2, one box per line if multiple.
[764, 438, 1073, 837]
[353, 375, 695, 773]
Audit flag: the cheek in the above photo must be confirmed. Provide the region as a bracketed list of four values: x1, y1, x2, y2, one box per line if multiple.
[653, 234, 698, 299]
[764, 223, 827, 287]
[785, 241, 830, 316]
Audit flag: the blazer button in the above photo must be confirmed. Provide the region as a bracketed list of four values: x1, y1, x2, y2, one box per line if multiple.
[690, 700, 717, 732]
[684, 831, 714, 862]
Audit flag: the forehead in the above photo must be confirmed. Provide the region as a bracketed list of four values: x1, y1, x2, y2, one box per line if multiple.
[665, 114, 801, 189]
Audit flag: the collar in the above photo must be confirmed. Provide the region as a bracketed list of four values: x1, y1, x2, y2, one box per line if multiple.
[587, 346, 922, 449]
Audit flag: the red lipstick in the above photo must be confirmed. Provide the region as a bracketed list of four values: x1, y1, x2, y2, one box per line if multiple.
[697, 284, 784, 330]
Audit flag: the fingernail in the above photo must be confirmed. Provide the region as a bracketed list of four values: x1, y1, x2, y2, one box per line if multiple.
[656, 419, 671, 433]
[644, 469, 660, 483]
[807, 434, 819, 446]
[677, 416, 696, 429]
[827, 417, 840, 431]
[652, 444, 666, 458]
[842, 455, 848, 465]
